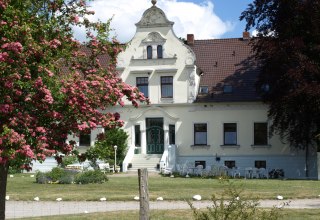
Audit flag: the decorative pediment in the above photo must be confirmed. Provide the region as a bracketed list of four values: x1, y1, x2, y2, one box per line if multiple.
[142, 32, 166, 44]
[129, 106, 179, 121]
[136, 6, 174, 28]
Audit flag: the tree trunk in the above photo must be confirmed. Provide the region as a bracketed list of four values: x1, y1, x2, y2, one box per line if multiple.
[138, 169, 149, 220]
[0, 163, 9, 220]
[305, 143, 309, 178]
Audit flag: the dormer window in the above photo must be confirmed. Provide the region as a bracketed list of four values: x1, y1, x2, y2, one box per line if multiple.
[261, 83, 270, 93]
[147, 45, 152, 59]
[157, 45, 163, 58]
[199, 86, 208, 94]
[223, 85, 233, 93]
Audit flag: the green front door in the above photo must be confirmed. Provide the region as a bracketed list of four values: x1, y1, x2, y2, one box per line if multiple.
[146, 118, 164, 154]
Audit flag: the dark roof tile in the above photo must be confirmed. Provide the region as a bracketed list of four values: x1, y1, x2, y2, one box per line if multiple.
[190, 38, 261, 103]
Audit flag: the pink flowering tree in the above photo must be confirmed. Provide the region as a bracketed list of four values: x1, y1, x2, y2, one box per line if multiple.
[0, 0, 147, 218]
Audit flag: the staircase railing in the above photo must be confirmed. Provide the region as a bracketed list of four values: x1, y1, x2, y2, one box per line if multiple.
[122, 144, 136, 172]
[160, 145, 176, 173]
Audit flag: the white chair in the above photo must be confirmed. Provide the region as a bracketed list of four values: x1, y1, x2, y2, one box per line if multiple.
[245, 167, 252, 179]
[252, 167, 259, 178]
[98, 163, 113, 173]
[219, 166, 229, 176]
[231, 167, 241, 178]
[195, 165, 204, 176]
[258, 168, 269, 179]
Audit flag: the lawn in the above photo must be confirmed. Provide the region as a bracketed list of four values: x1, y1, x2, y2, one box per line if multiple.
[6, 173, 320, 201]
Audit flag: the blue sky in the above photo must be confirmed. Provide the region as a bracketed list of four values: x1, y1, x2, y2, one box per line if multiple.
[75, 0, 254, 42]
[178, 0, 253, 38]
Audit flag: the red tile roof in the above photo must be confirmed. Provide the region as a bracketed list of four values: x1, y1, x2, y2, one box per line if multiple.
[190, 38, 262, 103]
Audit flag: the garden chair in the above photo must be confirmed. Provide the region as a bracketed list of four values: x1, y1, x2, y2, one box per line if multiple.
[195, 165, 204, 176]
[258, 168, 269, 179]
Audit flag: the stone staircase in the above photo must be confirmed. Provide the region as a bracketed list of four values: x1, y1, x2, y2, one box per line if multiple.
[127, 154, 162, 173]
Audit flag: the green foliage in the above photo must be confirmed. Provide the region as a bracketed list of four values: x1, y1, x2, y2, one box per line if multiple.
[35, 171, 49, 184]
[74, 170, 108, 184]
[60, 155, 78, 168]
[58, 171, 75, 184]
[85, 128, 128, 167]
[47, 167, 66, 182]
[240, 1, 320, 153]
[8, 166, 22, 174]
[35, 168, 107, 184]
[188, 180, 282, 220]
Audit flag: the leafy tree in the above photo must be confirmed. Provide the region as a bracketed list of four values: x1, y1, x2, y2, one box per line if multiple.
[85, 128, 129, 169]
[0, 0, 146, 218]
[240, 0, 320, 177]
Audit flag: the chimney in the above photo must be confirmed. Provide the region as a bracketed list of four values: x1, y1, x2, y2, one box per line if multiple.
[242, 31, 250, 40]
[187, 34, 194, 45]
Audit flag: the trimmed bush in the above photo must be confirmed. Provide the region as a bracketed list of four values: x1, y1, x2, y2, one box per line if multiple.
[36, 171, 50, 184]
[74, 170, 108, 184]
[58, 173, 74, 184]
[47, 167, 66, 182]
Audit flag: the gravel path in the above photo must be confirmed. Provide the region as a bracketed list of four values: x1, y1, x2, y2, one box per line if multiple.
[6, 198, 320, 219]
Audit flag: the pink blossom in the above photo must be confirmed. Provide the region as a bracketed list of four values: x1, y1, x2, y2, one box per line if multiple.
[35, 77, 43, 87]
[45, 68, 54, 77]
[49, 39, 61, 49]
[1, 42, 23, 53]
[71, 16, 79, 23]
[36, 127, 46, 133]
[0, 52, 9, 62]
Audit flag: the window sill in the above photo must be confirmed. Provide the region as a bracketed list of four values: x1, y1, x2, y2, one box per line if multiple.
[191, 145, 211, 149]
[220, 145, 240, 148]
[160, 98, 174, 103]
[251, 144, 271, 148]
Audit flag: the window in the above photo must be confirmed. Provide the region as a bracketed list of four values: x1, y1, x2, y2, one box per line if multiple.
[254, 122, 268, 145]
[79, 132, 91, 146]
[224, 123, 237, 145]
[135, 125, 141, 147]
[136, 77, 149, 98]
[223, 85, 233, 93]
[147, 45, 152, 59]
[224, 160, 236, 169]
[157, 45, 163, 58]
[195, 161, 206, 169]
[161, 76, 173, 98]
[194, 123, 207, 145]
[255, 160, 266, 169]
[199, 86, 208, 94]
[169, 124, 175, 145]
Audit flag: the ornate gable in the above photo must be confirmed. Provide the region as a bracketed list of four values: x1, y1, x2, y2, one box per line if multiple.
[136, 6, 174, 28]
[142, 32, 166, 45]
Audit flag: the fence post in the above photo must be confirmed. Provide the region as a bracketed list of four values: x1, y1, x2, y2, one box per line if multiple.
[138, 168, 150, 220]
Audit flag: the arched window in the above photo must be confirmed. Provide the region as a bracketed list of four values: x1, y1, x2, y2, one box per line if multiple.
[147, 45, 152, 59]
[157, 45, 163, 58]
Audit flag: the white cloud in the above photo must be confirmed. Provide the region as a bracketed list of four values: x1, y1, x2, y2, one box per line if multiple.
[74, 0, 234, 43]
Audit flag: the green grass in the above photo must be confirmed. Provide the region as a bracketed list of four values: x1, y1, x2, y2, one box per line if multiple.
[6, 173, 320, 201]
[13, 209, 320, 220]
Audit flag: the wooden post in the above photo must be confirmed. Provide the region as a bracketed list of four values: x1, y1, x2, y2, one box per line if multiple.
[138, 168, 150, 220]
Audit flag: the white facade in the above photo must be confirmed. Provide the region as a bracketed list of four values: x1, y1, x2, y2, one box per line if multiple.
[70, 2, 317, 179]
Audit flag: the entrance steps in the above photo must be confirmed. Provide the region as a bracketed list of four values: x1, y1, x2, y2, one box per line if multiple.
[127, 154, 161, 173]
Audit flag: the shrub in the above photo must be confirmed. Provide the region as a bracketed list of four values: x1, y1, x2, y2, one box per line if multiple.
[36, 171, 50, 184]
[188, 180, 283, 220]
[58, 172, 74, 184]
[60, 155, 78, 168]
[47, 167, 66, 182]
[74, 170, 108, 184]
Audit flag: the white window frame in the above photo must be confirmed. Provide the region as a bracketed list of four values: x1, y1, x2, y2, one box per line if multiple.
[221, 122, 239, 146]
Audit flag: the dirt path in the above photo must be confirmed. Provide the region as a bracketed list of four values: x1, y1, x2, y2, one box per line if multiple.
[6, 199, 320, 219]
